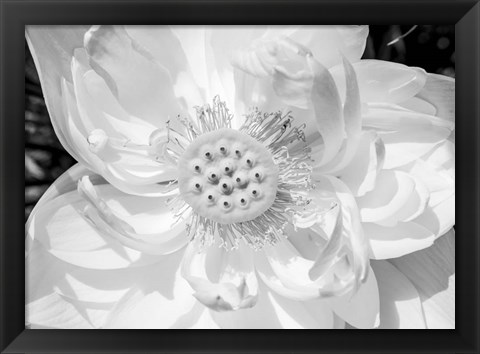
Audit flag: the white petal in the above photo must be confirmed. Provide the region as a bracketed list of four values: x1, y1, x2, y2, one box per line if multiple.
[61, 71, 179, 197]
[390, 229, 455, 328]
[371, 260, 425, 328]
[26, 26, 91, 163]
[288, 26, 368, 68]
[319, 176, 370, 284]
[255, 249, 321, 301]
[398, 139, 454, 207]
[365, 222, 435, 260]
[342, 55, 362, 137]
[308, 56, 345, 166]
[357, 170, 416, 223]
[27, 240, 128, 304]
[209, 26, 268, 113]
[413, 193, 455, 238]
[334, 131, 384, 197]
[399, 96, 437, 116]
[211, 283, 334, 329]
[416, 73, 455, 122]
[170, 26, 210, 94]
[182, 242, 258, 311]
[102, 251, 199, 329]
[84, 25, 184, 126]
[328, 266, 380, 329]
[27, 182, 184, 268]
[26, 293, 94, 329]
[72, 53, 156, 143]
[331, 60, 427, 104]
[124, 26, 205, 110]
[363, 103, 453, 169]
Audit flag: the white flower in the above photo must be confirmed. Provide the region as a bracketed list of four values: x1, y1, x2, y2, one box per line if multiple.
[25, 25, 454, 329]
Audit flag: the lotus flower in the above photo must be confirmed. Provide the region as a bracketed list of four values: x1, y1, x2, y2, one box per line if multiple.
[25, 25, 455, 329]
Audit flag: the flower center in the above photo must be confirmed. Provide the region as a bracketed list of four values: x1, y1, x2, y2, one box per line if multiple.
[178, 128, 279, 224]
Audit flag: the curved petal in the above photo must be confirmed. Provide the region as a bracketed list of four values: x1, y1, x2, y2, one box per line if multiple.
[124, 26, 205, 110]
[26, 292, 95, 329]
[357, 170, 419, 224]
[25, 164, 103, 257]
[398, 139, 454, 207]
[333, 131, 385, 197]
[413, 193, 455, 238]
[209, 26, 268, 115]
[101, 250, 203, 329]
[371, 260, 426, 329]
[181, 241, 258, 311]
[328, 266, 380, 329]
[318, 176, 370, 284]
[390, 229, 455, 328]
[210, 282, 334, 329]
[84, 25, 184, 125]
[26, 26, 91, 164]
[308, 56, 345, 166]
[342, 55, 362, 137]
[27, 240, 128, 304]
[365, 222, 435, 260]
[331, 60, 427, 104]
[363, 103, 453, 169]
[288, 25, 368, 68]
[78, 177, 187, 255]
[415, 73, 455, 122]
[27, 179, 186, 268]
[61, 70, 178, 197]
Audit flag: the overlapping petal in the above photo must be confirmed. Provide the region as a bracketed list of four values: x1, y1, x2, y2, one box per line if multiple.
[26, 166, 187, 269]
[181, 241, 258, 312]
[390, 229, 455, 328]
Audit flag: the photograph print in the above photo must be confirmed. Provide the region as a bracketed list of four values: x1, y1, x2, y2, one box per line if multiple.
[25, 25, 455, 329]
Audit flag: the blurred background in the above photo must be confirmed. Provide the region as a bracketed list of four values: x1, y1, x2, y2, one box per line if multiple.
[24, 25, 455, 221]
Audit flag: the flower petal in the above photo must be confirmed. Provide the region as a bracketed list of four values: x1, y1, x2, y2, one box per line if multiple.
[288, 26, 369, 68]
[328, 266, 380, 329]
[84, 25, 184, 125]
[61, 75, 178, 197]
[27, 180, 185, 268]
[182, 241, 258, 311]
[26, 26, 91, 163]
[318, 176, 370, 284]
[415, 73, 455, 122]
[27, 240, 128, 304]
[357, 170, 417, 223]
[308, 56, 345, 166]
[365, 222, 435, 260]
[363, 103, 453, 169]
[26, 293, 95, 329]
[413, 193, 455, 238]
[77, 177, 187, 256]
[342, 55, 362, 137]
[210, 283, 334, 329]
[390, 229, 455, 328]
[371, 260, 426, 328]
[124, 26, 205, 110]
[331, 60, 427, 104]
[333, 131, 385, 197]
[102, 250, 202, 329]
[398, 139, 454, 207]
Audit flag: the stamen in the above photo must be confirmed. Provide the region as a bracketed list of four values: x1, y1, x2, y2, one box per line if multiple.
[157, 98, 313, 251]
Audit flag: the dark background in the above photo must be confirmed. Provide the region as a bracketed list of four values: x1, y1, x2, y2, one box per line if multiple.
[24, 25, 455, 221]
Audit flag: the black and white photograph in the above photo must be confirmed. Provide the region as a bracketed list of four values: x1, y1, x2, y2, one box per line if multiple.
[24, 25, 455, 329]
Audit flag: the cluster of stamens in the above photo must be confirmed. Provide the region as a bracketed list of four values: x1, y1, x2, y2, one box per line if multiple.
[165, 97, 313, 250]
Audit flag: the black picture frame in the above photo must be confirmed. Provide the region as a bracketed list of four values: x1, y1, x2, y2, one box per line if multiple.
[1, 0, 479, 353]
